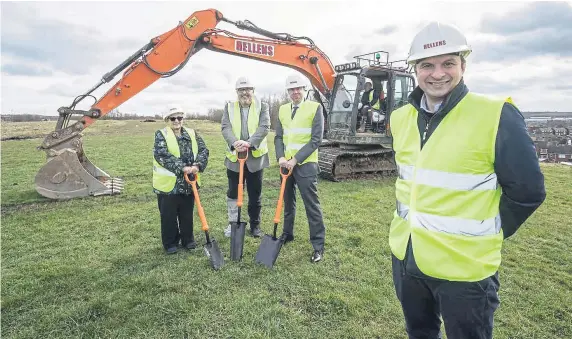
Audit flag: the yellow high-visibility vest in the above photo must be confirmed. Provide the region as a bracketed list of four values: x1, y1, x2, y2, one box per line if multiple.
[369, 91, 381, 110]
[389, 92, 513, 282]
[278, 101, 320, 165]
[225, 98, 268, 162]
[153, 126, 200, 192]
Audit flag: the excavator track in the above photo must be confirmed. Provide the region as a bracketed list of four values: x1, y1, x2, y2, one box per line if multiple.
[318, 145, 396, 181]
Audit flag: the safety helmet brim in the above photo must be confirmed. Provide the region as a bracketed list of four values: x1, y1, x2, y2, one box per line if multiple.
[408, 45, 471, 65]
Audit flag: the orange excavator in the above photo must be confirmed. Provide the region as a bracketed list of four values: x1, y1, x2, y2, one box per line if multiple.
[35, 8, 415, 199]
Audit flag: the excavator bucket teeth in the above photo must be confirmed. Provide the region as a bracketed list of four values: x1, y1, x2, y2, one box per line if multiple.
[35, 149, 123, 200]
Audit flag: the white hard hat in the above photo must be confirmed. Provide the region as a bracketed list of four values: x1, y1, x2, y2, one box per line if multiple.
[164, 105, 184, 121]
[235, 76, 254, 90]
[365, 79, 373, 85]
[407, 22, 472, 65]
[285, 74, 307, 90]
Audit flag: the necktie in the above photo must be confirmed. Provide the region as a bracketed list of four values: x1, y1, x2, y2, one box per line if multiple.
[291, 106, 298, 119]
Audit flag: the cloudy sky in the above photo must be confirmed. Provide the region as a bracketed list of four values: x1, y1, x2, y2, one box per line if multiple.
[1, 1, 572, 116]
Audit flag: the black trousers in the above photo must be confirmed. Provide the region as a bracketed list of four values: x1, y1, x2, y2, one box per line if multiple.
[157, 194, 195, 249]
[392, 255, 500, 339]
[226, 168, 263, 227]
[282, 172, 326, 251]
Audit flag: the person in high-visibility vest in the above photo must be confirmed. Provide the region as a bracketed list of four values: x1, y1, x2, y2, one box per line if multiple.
[153, 105, 209, 255]
[221, 76, 270, 238]
[359, 82, 387, 132]
[358, 80, 374, 131]
[275, 73, 326, 263]
[389, 22, 546, 338]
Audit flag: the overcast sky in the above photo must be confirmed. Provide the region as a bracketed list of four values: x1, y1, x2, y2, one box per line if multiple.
[2, 1, 572, 116]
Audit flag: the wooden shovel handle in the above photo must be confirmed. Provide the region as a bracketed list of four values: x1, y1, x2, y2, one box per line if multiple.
[184, 172, 209, 232]
[237, 151, 248, 208]
[273, 167, 293, 224]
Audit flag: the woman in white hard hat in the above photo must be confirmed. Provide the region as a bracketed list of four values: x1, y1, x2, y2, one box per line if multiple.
[387, 22, 545, 339]
[221, 76, 270, 238]
[153, 105, 210, 254]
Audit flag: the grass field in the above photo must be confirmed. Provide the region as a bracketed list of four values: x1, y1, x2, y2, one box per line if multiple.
[1, 120, 571, 338]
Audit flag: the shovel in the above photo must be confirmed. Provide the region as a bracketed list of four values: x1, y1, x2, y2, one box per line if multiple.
[185, 172, 224, 270]
[254, 166, 292, 269]
[230, 151, 248, 261]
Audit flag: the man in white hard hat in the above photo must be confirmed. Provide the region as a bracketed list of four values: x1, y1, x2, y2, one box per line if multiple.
[153, 105, 209, 254]
[221, 76, 270, 238]
[275, 73, 326, 263]
[388, 22, 545, 338]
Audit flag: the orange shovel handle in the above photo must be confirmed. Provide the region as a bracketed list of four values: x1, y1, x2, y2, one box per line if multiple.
[237, 151, 248, 208]
[273, 167, 293, 224]
[184, 172, 209, 232]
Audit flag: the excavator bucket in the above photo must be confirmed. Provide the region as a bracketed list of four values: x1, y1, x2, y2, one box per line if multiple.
[35, 132, 123, 200]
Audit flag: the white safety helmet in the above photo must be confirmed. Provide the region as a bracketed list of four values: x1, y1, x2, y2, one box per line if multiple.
[285, 74, 307, 90]
[164, 105, 184, 121]
[235, 76, 254, 90]
[407, 22, 472, 65]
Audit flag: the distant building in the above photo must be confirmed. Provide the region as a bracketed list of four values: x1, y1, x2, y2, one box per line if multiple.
[554, 127, 570, 136]
[546, 145, 572, 163]
[539, 127, 555, 135]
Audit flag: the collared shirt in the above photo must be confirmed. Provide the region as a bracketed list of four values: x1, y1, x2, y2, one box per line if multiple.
[420, 94, 443, 113]
[291, 99, 304, 119]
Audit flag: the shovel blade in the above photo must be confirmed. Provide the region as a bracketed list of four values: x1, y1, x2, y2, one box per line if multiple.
[254, 235, 283, 269]
[230, 221, 247, 261]
[203, 239, 224, 270]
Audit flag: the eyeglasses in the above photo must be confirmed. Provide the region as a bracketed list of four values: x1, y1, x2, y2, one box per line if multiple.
[237, 88, 253, 93]
[169, 117, 183, 122]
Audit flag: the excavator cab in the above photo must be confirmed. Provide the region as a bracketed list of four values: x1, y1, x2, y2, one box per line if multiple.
[318, 51, 416, 181]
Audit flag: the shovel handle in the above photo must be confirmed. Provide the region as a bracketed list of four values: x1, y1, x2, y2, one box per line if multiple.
[237, 151, 248, 208]
[184, 172, 209, 232]
[273, 167, 293, 224]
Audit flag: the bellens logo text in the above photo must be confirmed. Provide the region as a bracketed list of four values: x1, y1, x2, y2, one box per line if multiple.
[235, 41, 275, 57]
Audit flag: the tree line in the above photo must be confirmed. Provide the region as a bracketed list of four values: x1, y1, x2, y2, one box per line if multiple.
[1, 92, 292, 127]
[1, 93, 290, 129]
[204, 93, 291, 130]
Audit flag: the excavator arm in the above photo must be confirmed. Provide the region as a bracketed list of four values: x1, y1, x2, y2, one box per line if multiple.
[35, 8, 336, 200]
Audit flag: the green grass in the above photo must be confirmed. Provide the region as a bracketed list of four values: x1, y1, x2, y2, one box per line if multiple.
[1, 120, 571, 338]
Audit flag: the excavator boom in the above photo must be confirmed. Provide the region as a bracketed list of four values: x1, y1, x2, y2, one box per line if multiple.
[35, 9, 336, 200]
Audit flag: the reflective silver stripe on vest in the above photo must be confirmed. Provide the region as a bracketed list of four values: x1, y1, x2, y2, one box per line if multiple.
[397, 200, 409, 220]
[287, 143, 306, 150]
[398, 164, 415, 180]
[415, 168, 498, 191]
[284, 128, 312, 135]
[411, 211, 501, 236]
[153, 165, 176, 177]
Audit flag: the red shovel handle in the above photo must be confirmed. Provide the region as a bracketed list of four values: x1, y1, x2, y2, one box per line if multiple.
[237, 151, 248, 208]
[184, 172, 209, 232]
[273, 167, 293, 224]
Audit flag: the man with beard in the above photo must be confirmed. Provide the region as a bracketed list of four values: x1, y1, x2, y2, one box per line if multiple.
[221, 76, 270, 238]
[388, 22, 546, 339]
[275, 73, 326, 263]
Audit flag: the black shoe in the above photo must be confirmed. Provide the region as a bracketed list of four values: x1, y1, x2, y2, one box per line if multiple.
[165, 246, 178, 255]
[184, 241, 197, 250]
[249, 226, 263, 238]
[279, 233, 294, 244]
[311, 249, 323, 263]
